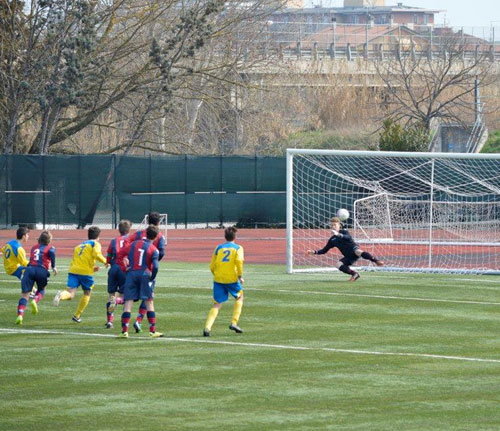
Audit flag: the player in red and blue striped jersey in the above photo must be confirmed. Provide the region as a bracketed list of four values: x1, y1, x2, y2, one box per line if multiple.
[126, 211, 166, 333]
[104, 220, 132, 329]
[117, 225, 163, 338]
[16, 231, 57, 325]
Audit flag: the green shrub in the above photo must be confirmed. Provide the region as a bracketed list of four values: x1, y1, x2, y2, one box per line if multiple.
[480, 130, 500, 153]
[379, 119, 429, 152]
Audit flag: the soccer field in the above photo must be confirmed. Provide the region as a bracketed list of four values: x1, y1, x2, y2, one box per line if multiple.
[1, 261, 500, 431]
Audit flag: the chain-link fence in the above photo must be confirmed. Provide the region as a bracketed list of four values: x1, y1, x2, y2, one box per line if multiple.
[0, 155, 286, 229]
[242, 23, 500, 62]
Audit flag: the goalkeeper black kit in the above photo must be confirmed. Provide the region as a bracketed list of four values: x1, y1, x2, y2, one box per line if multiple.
[315, 229, 358, 259]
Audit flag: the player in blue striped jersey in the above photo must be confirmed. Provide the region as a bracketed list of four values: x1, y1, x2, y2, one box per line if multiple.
[104, 220, 131, 328]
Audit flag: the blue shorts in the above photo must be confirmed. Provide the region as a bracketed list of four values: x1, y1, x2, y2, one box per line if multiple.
[213, 281, 242, 304]
[21, 266, 49, 293]
[67, 273, 94, 291]
[12, 266, 25, 280]
[123, 271, 155, 302]
[107, 264, 126, 294]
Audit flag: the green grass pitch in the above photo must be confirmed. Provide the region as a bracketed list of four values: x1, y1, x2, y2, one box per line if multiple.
[1, 260, 500, 430]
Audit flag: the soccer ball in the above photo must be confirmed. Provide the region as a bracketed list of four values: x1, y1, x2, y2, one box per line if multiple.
[336, 208, 350, 221]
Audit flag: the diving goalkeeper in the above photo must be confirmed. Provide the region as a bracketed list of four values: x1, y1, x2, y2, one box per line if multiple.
[306, 216, 384, 281]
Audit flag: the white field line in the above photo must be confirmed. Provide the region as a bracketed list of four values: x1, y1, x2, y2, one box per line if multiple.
[0, 279, 499, 307]
[248, 288, 500, 306]
[0, 328, 498, 364]
[4, 266, 500, 282]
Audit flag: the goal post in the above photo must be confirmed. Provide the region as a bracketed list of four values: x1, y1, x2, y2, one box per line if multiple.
[286, 149, 500, 274]
[138, 213, 168, 244]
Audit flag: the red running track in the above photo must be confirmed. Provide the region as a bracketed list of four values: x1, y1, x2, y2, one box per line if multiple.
[0, 229, 288, 265]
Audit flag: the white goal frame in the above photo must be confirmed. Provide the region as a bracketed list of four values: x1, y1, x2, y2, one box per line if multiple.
[138, 213, 168, 244]
[286, 149, 500, 274]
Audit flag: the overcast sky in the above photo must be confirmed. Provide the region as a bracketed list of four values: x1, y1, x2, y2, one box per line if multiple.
[304, 1, 500, 27]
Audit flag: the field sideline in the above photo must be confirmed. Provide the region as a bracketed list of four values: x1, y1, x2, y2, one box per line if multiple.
[1, 260, 500, 430]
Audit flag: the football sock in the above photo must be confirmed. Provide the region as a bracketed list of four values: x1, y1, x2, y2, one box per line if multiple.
[361, 251, 377, 262]
[205, 307, 219, 331]
[106, 302, 114, 323]
[74, 295, 90, 318]
[17, 297, 27, 316]
[232, 300, 243, 326]
[121, 311, 131, 332]
[60, 290, 73, 301]
[34, 290, 44, 303]
[147, 311, 156, 333]
[339, 264, 356, 276]
[136, 302, 147, 323]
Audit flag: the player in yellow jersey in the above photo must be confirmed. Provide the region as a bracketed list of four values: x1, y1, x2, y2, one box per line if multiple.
[203, 226, 245, 337]
[52, 226, 109, 323]
[2, 226, 29, 280]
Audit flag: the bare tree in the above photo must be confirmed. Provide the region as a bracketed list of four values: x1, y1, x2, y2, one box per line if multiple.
[374, 34, 497, 131]
[0, 0, 283, 155]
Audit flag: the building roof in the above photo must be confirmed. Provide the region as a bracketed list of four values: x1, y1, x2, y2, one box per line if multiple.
[279, 5, 444, 14]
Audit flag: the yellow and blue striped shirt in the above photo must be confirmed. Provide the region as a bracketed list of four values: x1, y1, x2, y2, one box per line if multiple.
[68, 240, 107, 276]
[210, 241, 244, 284]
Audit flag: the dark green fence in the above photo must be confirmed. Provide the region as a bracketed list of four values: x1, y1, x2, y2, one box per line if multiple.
[0, 155, 286, 228]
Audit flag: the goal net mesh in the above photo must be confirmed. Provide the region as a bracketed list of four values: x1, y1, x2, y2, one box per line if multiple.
[288, 151, 500, 274]
[138, 213, 168, 244]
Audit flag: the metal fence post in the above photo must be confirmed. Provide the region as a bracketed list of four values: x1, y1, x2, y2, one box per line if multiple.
[184, 154, 188, 229]
[78, 156, 82, 228]
[5, 156, 9, 227]
[42, 155, 46, 229]
[112, 154, 117, 228]
[149, 154, 153, 212]
[219, 155, 223, 227]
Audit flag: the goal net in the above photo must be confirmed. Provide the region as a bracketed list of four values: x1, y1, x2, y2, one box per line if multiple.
[287, 149, 500, 274]
[138, 213, 168, 244]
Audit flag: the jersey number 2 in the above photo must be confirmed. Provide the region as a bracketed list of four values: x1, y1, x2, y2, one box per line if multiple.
[221, 249, 231, 262]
